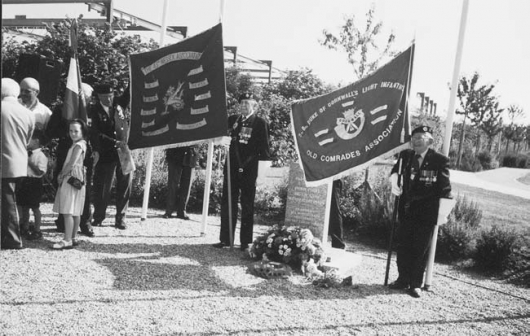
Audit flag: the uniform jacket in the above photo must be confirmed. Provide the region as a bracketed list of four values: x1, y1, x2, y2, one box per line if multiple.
[2, 97, 35, 178]
[392, 148, 452, 226]
[166, 146, 199, 168]
[227, 113, 270, 179]
[91, 92, 129, 164]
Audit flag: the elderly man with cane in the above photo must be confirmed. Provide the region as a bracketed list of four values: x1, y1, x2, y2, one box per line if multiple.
[386, 126, 453, 298]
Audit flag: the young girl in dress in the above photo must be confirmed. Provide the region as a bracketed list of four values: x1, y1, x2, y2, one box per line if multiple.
[52, 119, 88, 249]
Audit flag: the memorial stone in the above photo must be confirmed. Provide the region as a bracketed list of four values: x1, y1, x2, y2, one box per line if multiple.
[285, 162, 327, 242]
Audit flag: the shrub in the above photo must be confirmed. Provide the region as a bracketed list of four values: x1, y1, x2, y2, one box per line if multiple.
[435, 195, 482, 263]
[129, 148, 168, 208]
[187, 169, 224, 215]
[501, 153, 518, 167]
[517, 154, 529, 168]
[451, 195, 482, 230]
[353, 182, 394, 246]
[473, 225, 521, 273]
[436, 218, 476, 262]
[476, 151, 495, 170]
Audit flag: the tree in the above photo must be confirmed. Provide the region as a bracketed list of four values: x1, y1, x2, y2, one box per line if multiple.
[320, 5, 396, 81]
[2, 18, 157, 105]
[455, 72, 497, 169]
[479, 100, 504, 151]
[503, 105, 525, 154]
[261, 69, 333, 167]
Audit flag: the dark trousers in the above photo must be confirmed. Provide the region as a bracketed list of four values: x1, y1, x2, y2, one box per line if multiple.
[220, 168, 257, 245]
[396, 218, 435, 288]
[92, 159, 133, 224]
[80, 160, 93, 229]
[165, 161, 193, 216]
[1, 178, 22, 248]
[329, 180, 345, 249]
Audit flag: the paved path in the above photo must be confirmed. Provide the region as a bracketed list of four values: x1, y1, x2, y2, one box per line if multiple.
[450, 167, 530, 200]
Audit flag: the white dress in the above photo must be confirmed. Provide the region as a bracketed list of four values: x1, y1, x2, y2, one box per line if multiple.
[53, 140, 87, 216]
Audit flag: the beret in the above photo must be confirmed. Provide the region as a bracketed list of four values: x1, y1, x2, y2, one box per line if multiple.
[94, 83, 114, 95]
[238, 92, 255, 103]
[411, 125, 433, 136]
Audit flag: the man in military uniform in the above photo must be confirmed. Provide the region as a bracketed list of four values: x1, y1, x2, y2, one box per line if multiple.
[388, 126, 452, 298]
[163, 145, 198, 220]
[213, 93, 271, 251]
[90, 83, 132, 230]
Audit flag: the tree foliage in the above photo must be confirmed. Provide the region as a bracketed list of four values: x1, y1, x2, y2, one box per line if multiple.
[455, 72, 500, 168]
[2, 18, 157, 105]
[261, 68, 334, 166]
[320, 5, 396, 80]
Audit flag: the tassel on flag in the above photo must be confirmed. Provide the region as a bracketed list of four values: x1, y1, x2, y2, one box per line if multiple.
[62, 19, 87, 122]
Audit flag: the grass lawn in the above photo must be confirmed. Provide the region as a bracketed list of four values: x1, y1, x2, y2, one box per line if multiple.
[452, 182, 530, 242]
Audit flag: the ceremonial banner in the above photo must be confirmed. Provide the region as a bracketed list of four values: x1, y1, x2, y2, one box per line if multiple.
[128, 23, 227, 150]
[291, 45, 414, 186]
[62, 19, 88, 122]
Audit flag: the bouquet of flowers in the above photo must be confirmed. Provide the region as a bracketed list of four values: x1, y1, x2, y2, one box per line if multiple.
[249, 225, 324, 272]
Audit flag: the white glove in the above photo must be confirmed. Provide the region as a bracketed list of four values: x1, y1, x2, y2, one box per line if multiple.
[437, 198, 456, 225]
[214, 136, 232, 147]
[390, 173, 402, 196]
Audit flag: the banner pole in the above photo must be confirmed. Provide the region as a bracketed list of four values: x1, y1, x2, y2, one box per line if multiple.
[322, 179, 333, 246]
[425, 0, 469, 290]
[201, 139, 215, 235]
[141, 0, 170, 220]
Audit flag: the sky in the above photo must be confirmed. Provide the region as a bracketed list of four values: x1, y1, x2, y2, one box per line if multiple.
[3, 0, 530, 124]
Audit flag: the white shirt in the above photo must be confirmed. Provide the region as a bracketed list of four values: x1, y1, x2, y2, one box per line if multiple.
[20, 98, 52, 131]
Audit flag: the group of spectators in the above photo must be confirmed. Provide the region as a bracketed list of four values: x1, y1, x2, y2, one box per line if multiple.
[1, 77, 136, 250]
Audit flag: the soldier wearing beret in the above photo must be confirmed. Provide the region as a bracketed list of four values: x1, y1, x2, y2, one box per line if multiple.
[213, 93, 271, 251]
[90, 83, 132, 230]
[388, 125, 452, 298]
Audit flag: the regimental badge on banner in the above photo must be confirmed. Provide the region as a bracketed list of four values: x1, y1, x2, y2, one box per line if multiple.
[128, 23, 227, 150]
[291, 45, 415, 186]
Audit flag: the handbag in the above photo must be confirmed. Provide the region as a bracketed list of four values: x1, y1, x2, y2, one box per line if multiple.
[67, 176, 84, 190]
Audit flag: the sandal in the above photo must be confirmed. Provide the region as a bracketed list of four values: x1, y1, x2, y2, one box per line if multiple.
[52, 240, 73, 250]
[72, 239, 80, 247]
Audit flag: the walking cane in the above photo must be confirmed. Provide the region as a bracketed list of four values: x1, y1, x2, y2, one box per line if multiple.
[384, 156, 402, 286]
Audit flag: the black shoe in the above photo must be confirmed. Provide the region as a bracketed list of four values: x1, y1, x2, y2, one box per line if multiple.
[1, 244, 25, 250]
[115, 222, 127, 230]
[212, 242, 228, 248]
[162, 213, 172, 219]
[176, 213, 190, 220]
[240, 243, 249, 251]
[80, 229, 95, 237]
[27, 231, 43, 240]
[408, 288, 422, 298]
[388, 280, 409, 290]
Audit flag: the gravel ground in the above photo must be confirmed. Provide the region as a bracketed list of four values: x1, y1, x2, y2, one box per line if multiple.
[1, 204, 529, 336]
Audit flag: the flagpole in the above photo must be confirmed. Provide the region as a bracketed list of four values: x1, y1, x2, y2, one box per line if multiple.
[200, 139, 214, 235]
[201, 0, 226, 235]
[424, 0, 469, 290]
[141, 0, 170, 220]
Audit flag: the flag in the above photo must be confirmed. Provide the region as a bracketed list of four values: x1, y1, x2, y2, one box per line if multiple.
[128, 23, 227, 150]
[291, 45, 415, 186]
[62, 19, 87, 122]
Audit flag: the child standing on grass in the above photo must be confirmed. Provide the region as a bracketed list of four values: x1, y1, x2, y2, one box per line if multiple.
[52, 119, 88, 250]
[17, 129, 49, 240]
